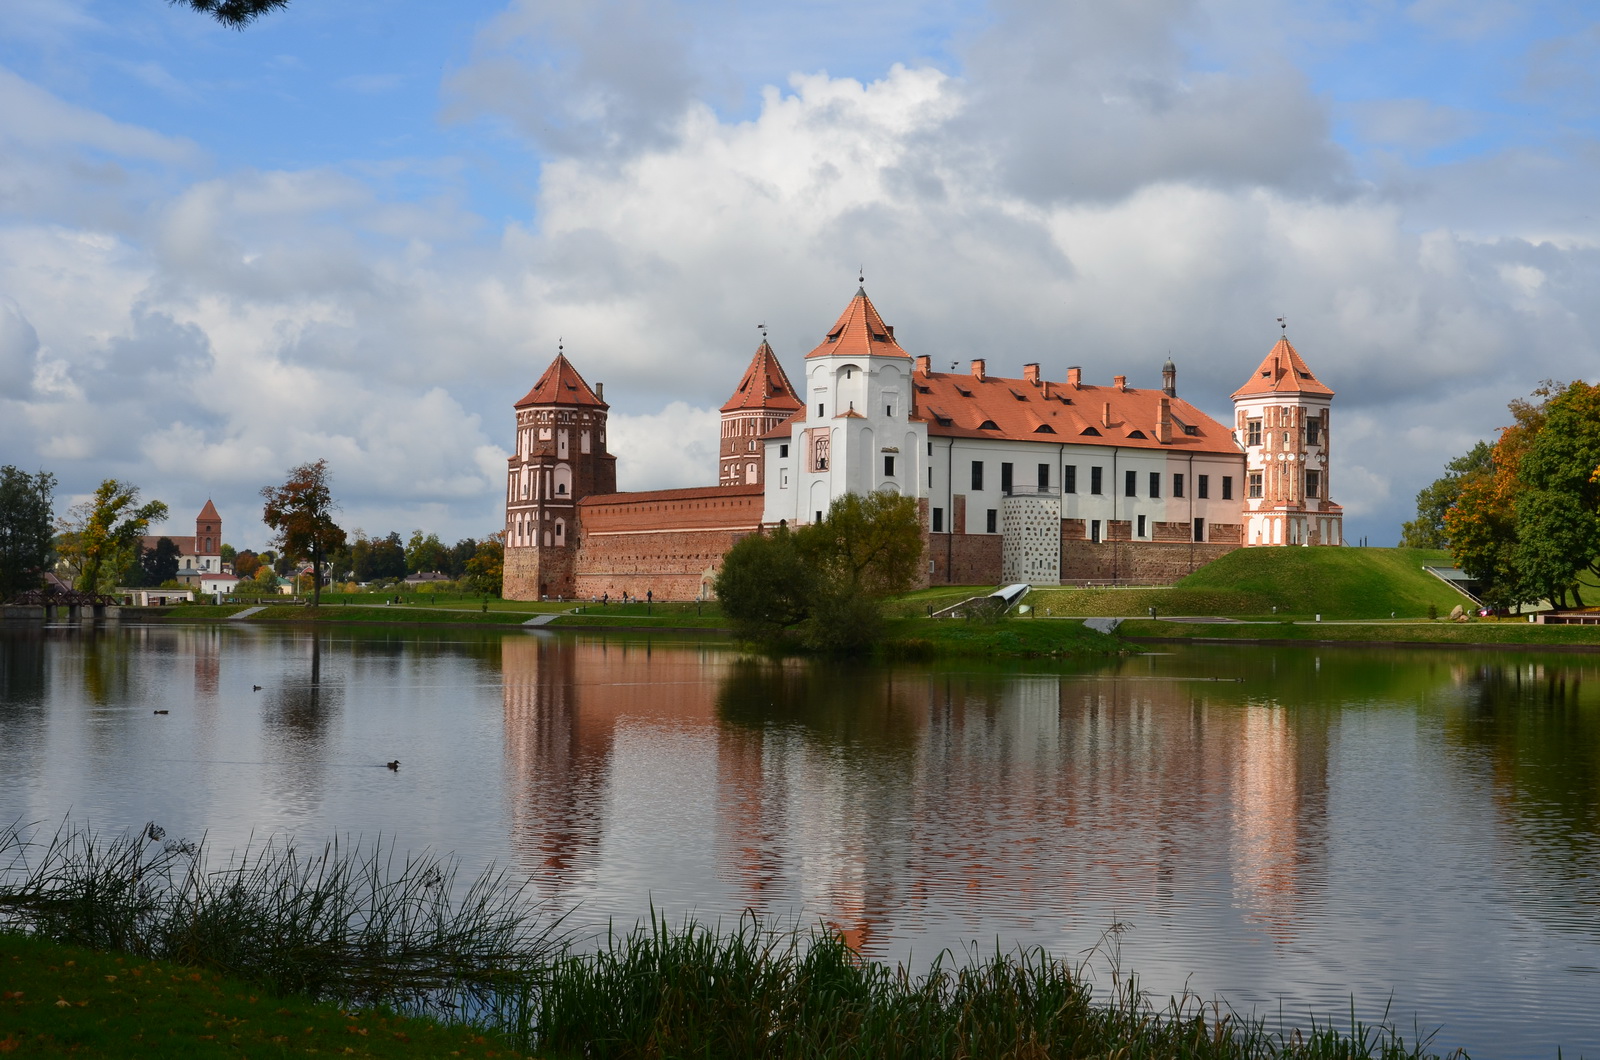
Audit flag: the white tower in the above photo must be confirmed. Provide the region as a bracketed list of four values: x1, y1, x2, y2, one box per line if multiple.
[1231, 332, 1342, 546]
[766, 285, 928, 525]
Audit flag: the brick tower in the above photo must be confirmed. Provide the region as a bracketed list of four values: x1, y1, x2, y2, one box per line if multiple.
[1232, 332, 1342, 546]
[195, 500, 222, 572]
[719, 336, 801, 487]
[503, 351, 616, 600]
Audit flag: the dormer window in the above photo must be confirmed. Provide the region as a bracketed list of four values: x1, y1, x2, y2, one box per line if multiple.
[1081, 427, 1101, 436]
[1127, 429, 1147, 439]
[977, 420, 999, 430]
[1033, 424, 1056, 434]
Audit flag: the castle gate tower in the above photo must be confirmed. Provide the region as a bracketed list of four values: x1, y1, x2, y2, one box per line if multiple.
[1231, 333, 1342, 546]
[720, 337, 801, 487]
[503, 352, 617, 600]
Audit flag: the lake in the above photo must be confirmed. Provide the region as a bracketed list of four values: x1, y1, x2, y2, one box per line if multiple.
[2, 622, 1598, 1057]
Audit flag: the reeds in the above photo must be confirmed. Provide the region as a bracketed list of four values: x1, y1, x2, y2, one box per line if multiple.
[1, 821, 1464, 1059]
[0, 818, 562, 1035]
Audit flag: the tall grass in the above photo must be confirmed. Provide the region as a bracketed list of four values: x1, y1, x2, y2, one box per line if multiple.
[2, 821, 1465, 1058]
[537, 911, 1460, 1059]
[0, 818, 562, 1037]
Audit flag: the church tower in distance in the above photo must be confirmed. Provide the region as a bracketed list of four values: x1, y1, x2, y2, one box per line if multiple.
[503, 351, 617, 600]
[719, 337, 801, 487]
[1231, 332, 1342, 546]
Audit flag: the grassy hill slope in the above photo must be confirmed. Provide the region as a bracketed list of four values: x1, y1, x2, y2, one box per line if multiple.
[1030, 547, 1469, 620]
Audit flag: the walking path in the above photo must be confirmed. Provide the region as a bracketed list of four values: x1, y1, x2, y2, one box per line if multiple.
[228, 606, 267, 620]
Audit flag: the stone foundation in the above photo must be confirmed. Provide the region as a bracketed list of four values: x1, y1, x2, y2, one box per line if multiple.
[1059, 539, 1237, 584]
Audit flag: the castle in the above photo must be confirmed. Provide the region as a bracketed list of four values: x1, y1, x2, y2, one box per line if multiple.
[503, 286, 1341, 601]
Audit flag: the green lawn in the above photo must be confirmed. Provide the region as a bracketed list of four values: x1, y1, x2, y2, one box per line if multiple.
[1122, 615, 1600, 647]
[0, 933, 526, 1059]
[1031, 547, 1470, 620]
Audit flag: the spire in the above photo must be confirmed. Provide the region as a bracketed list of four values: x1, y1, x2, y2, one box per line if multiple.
[804, 286, 911, 360]
[722, 338, 802, 413]
[197, 499, 221, 522]
[514, 350, 608, 409]
[1231, 336, 1333, 399]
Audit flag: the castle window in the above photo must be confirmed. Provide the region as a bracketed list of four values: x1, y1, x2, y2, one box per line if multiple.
[1090, 467, 1103, 495]
[1173, 474, 1184, 498]
[1222, 476, 1233, 500]
[1246, 419, 1262, 446]
[932, 507, 944, 532]
[1306, 470, 1321, 498]
[986, 509, 997, 534]
[1307, 415, 1322, 445]
[1091, 519, 1101, 543]
[1000, 463, 1013, 493]
[1198, 475, 1209, 499]
[780, 443, 789, 458]
[1064, 465, 1077, 494]
[1148, 472, 1160, 498]
[817, 403, 825, 417]
[1125, 470, 1136, 497]
[883, 456, 895, 477]
[1194, 518, 1205, 542]
[1137, 515, 1147, 538]
[971, 461, 984, 491]
[1248, 473, 1263, 499]
[1037, 463, 1049, 490]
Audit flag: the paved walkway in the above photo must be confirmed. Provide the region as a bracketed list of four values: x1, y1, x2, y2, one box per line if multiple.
[228, 606, 268, 620]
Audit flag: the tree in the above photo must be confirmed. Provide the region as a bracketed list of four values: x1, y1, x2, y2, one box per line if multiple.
[463, 536, 504, 596]
[220, 543, 237, 565]
[363, 532, 407, 581]
[716, 524, 816, 644]
[0, 466, 57, 601]
[715, 491, 924, 654]
[140, 537, 182, 587]
[234, 549, 261, 579]
[1399, 442, 1492, 549]
[261, 459, 347, 607]
[405, 530, 450, 575]
[170, 0, 289, 28]
[448, 537, 479, 579]
[58, 480, 169, 594]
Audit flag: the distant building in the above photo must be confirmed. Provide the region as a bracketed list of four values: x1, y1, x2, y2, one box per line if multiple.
[502, 286, 1341, 600]
[141, 500, 226, 583]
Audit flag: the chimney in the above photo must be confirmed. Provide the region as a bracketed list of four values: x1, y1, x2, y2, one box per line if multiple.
[596, 382, 604, 401]
[1067, 366, 1082, 388]
[971, 359, 986, 380]
[914, 355, 930, 374]
[1157, 396, 1173, 444]
[1102, 402, 1112, 428]
[886, 325, 894, 340]
[1114, 374, 1127, 391]
[1023, 363, 1040, 385]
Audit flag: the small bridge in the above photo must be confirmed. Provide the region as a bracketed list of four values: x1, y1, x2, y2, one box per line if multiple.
[2, 586, 122, 622]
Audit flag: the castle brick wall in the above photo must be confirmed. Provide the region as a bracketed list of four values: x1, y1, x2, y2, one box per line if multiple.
[1059, 539, 1237, 585]
[504, 543, 575, 601]
[569, 485, 765, 601]
[927, 532, 1004, 585]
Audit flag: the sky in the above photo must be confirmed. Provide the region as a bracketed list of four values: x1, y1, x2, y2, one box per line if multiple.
[1, 0, 1597, 551]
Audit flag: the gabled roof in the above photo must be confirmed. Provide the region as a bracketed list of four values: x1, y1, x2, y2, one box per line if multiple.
[514, 352, 607, 409]
[721, 340, 802, 413]
[197, 499, 220, 522]
[804, 287, 912, 360]
[910, 369, 1242, 454]
[1232, 337, 1333, 399]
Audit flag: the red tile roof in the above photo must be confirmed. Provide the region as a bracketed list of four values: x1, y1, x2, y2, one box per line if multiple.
[912, 369, 1241, 454]
[197, 499, 220, 522]
[721, 340, 802, 413]
[803, 287, 912, 361]
[1231, 337, 1333, 399]
[515, 352, 607, 409]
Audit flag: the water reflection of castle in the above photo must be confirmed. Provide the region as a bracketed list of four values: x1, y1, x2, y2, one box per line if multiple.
[499, 640, 1331, 948]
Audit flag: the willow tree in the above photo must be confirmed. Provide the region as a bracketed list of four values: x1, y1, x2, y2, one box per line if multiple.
[261, 460, 347, 607]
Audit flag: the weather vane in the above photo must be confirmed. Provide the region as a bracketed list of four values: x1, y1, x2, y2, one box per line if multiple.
[1276, 316, 1286, 333]
[757, 322, 767, 341]
[558, 335, 564, 354]
[858, 265, 865, 285]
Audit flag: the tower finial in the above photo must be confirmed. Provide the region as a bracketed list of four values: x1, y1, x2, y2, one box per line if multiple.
[858, 265, 864, 285]
[558, 335, 564, 355]
[1276, 316, 1286, 334]
[757, 322, 767, 342]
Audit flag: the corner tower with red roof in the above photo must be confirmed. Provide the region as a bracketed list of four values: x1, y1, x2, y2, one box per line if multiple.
[763, 285, 928, 526]
[720, 338, 801, 487]
[503, 351, 617, 600]
[1231, 334, 1342, 546]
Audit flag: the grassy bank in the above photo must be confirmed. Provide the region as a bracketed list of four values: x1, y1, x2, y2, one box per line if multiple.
[1122, 616, 1600, 648]
[2, 824, 1467, 1059]
[1033, 547, 1468, 620]
[0, 932, 525, 1058]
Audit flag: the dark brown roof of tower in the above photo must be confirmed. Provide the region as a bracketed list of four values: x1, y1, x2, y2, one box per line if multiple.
[1231, 337, 1334, 399]
[721, 340, 802, 413]
[804, 287, 912, 360]
[514, 352, 608, 409]
[197, 499, 220, 522]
